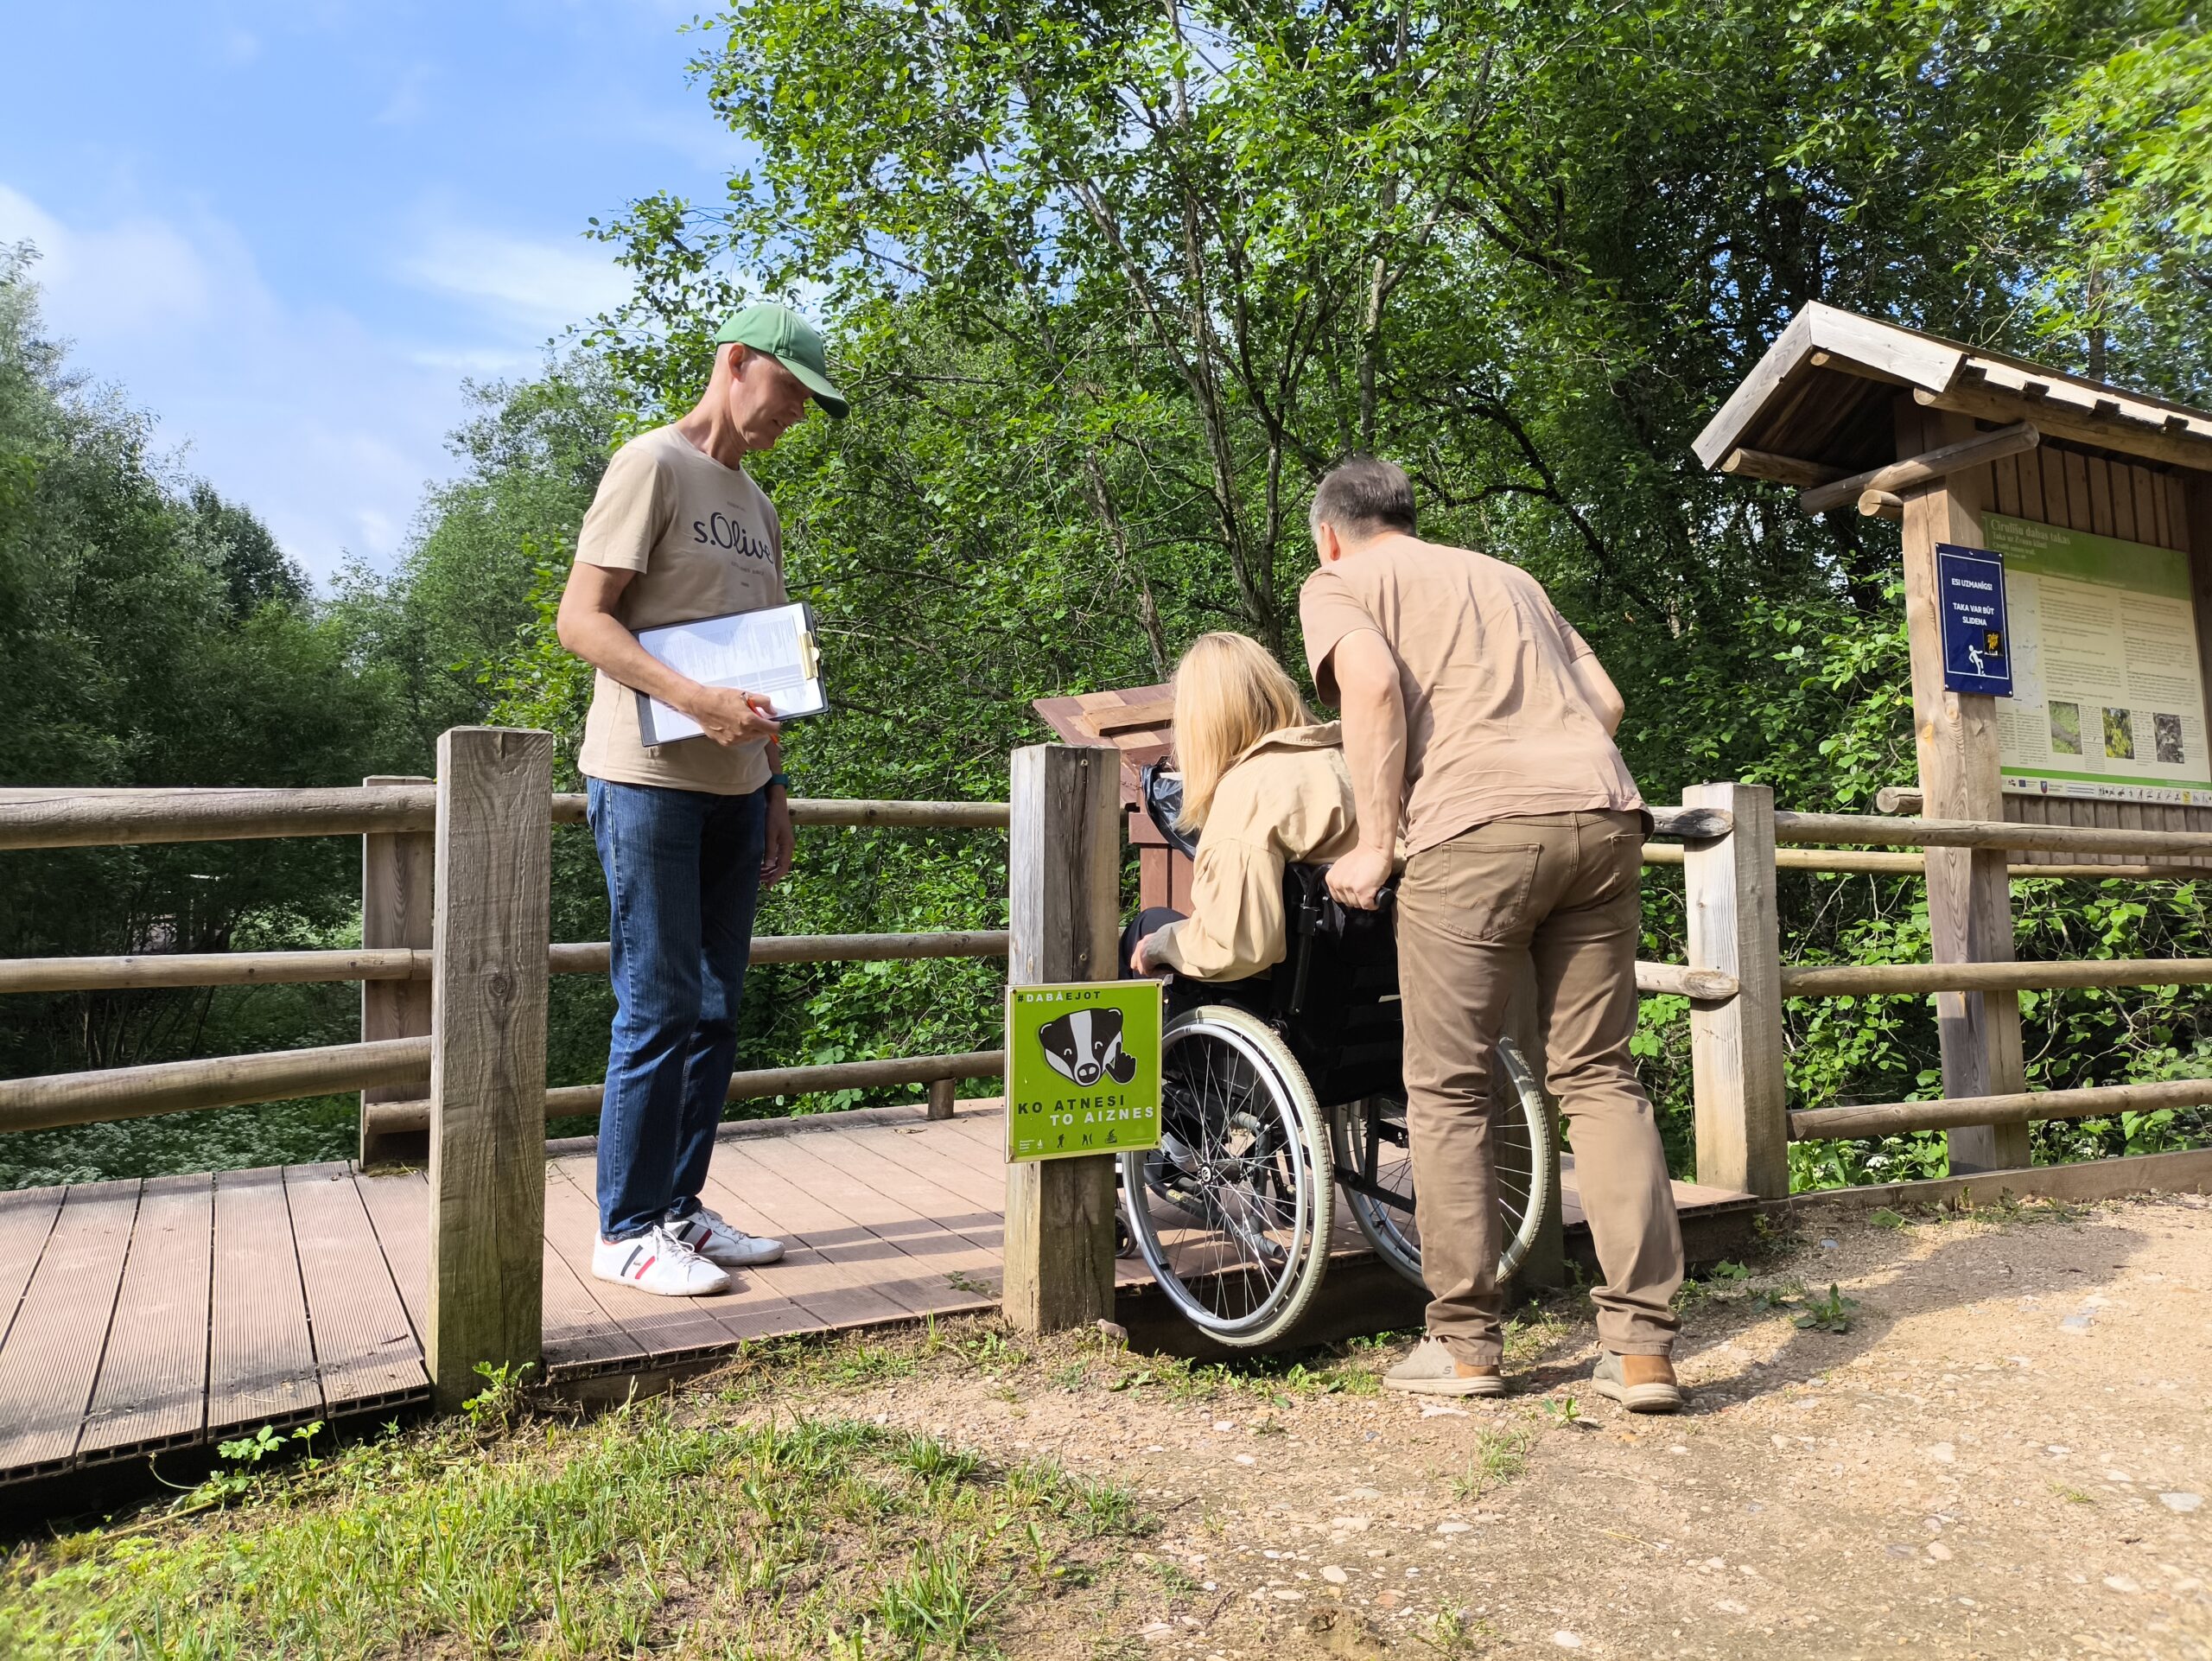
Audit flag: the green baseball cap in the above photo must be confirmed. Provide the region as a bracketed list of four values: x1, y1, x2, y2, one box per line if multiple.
[714, 302, 849, 420]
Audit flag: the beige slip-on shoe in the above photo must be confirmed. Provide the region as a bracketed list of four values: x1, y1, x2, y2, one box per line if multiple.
[1591, 1350, 1686, 1414]
[1382, 1337, 1509, 1398]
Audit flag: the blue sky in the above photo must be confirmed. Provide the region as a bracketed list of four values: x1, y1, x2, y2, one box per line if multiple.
[0, 2, 741, 581]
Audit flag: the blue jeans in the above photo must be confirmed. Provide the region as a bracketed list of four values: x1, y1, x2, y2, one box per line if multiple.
[587, 778, 766, 1240]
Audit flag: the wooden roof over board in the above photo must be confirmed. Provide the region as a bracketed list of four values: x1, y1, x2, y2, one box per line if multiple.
[1031, 684, 1175, 805]
[1693, 302, 2212, 482]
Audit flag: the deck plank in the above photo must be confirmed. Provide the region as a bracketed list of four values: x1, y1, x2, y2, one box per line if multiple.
[538, 1244, 648, 1372]
[521, 1161, 647, 1371]
[0, 1181, 141, 1476]
[285, 1164, 427, 1407]
[700, 1143, 937, 1327]
[353, 1168, 429, 1341]
[840, 1120, 1007, 1214]
[761, 1131, 1006, 1295]
[207, 1167, 322, 1433]
[0, 1184, 67, 1350]
[799, 1127, 1006, 1256]
[78, 1173, 213, 1459]
[734, 1135, 1000, 1318]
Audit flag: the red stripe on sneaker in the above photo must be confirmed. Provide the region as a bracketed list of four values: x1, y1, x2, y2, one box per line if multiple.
[632, 1254, 657, 1280]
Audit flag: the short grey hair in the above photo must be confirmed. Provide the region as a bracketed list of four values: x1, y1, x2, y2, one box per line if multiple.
[1310, 455, 1417, 538]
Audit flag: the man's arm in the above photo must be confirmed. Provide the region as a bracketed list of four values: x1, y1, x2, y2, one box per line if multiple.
[1567, 649, 1626, 736]
[1326, 627, 1408, 910]
[555, 563, 779, 748]
[760, 735, 794, 886]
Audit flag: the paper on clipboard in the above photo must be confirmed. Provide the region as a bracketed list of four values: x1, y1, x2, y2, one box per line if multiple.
[633, 601, 828, 745]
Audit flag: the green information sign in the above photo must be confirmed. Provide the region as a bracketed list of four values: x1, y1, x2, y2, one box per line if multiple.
[1004, 981, 1162, 1162]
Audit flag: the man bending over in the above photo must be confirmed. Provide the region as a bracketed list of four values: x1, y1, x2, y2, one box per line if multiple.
[1302, 456, 1688, 1413]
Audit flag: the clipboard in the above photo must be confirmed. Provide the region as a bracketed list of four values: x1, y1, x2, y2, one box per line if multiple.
[632, 601, 829, 745]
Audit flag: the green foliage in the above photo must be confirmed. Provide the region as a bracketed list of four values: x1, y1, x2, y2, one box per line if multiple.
[0, 250, 399, 1126]
[1793, 1283, 1862, 1333]
[1997, 14, 2212, 395]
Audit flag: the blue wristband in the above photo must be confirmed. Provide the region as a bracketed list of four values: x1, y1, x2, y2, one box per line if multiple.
[767, 772, 791, 792]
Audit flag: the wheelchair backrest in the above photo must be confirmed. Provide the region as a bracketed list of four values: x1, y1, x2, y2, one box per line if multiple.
[1269, 864, 1404, 1106]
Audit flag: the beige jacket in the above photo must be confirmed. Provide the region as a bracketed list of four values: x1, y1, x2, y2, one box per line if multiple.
[1148, 723, 1359, 983]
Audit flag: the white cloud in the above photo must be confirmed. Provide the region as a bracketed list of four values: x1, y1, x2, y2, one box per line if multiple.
[0, 181, 469, 582]
[398, 222, 634, 334]
[0, 187, 213, 334]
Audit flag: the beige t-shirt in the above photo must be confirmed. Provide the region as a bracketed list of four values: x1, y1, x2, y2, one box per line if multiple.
[575, 425, 788, 795]
[1300, 540, 1643, 856]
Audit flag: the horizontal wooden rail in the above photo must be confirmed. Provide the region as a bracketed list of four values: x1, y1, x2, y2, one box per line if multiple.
[0, 789, 1010, 851]
[362, 1048, 1010, 1136]
[0, 787, 440, 851]
[1634, 962, 1739, 999]
[1789, 1075, 2212, 1142]
[0, 1039, 1004, 1136]
[1646, 805, 1732, 839]
[0, 1037, 432, 1133]
[1797, 420, 2038, 515]
[0, 932, 1011, 996]
[1780, 958, 2212, 999]
[549, 794, 1010, 830]
[1773, 810, 2212, 860]
[1645, 843, 2212, 881]
[0, 949, 425, 995]
[547, 931, 1007, 977]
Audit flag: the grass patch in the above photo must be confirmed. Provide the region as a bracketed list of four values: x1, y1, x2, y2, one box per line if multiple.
[1090, 1328, 1407, 1406]
[0, 1400, 1152, 1658]
[1448, 1421, 1538, 1500]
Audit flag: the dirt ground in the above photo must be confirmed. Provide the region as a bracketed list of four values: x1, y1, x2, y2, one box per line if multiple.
[772, 1190, 2212, 1659]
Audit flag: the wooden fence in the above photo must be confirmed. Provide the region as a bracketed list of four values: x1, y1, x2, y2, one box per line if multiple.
[5, 741, 2212, 1403]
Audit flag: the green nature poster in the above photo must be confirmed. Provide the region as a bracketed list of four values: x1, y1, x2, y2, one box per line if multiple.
[1982, 512, 2212, 804]
[1003, 981, 1163, 1162]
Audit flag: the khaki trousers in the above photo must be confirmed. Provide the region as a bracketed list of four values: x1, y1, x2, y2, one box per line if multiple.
[1395, 811, 1684, 1365]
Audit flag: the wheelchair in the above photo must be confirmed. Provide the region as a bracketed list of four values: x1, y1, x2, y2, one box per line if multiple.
[1118, 764, 1558, 1347]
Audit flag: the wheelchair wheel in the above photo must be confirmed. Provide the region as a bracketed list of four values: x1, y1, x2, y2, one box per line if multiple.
[1331, 1034, 1557, 1289]
[1118, 1005, 1334, 1348]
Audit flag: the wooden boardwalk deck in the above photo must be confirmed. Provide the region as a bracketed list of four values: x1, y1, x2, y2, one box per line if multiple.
[0, 1105, 1754, 1486]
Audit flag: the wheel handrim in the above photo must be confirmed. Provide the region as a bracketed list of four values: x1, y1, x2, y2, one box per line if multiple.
[1334, 1035, 1552, 1282]
[1122, 1015, 1319, 1339]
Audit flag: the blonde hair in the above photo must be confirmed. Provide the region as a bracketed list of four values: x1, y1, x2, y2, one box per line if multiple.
[1172, 633, 1310, 830]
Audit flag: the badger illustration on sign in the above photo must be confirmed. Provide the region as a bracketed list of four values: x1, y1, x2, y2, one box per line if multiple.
[1036, 1007, 1138, 1088]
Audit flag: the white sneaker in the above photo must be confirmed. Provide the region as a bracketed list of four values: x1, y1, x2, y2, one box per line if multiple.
[666, 1204, 785, 1269]
[592, 1223, 732, 1296]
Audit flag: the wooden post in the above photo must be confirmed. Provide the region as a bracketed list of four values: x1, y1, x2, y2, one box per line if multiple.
[426, 728, 552, 1410]
[1683, 783, 1789, 1199]
[1001, 744, 1121, 1333]
[1896, 399, 2030, 1173]
[927, 1078, 957, 1121]
[360, 774, 432, 1167]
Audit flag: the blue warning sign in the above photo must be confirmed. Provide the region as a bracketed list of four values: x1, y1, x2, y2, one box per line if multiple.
[1937, 544, 2012, 697]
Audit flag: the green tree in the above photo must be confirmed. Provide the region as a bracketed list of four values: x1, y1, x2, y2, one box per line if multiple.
[0, 248, 395, 1134]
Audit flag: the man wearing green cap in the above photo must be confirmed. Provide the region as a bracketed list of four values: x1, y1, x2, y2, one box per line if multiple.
[556, 302, 849, 1298]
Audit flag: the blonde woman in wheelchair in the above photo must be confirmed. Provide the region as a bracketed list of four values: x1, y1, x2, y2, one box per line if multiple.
[1119, 633, 1556, 1349]
[1127, 633, 1356, 984]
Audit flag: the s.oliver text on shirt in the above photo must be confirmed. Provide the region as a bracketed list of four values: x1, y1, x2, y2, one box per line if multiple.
[693, 512, 775, 560]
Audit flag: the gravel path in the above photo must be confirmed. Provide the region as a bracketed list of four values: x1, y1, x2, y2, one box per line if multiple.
[818, 1191, 2212, 1658]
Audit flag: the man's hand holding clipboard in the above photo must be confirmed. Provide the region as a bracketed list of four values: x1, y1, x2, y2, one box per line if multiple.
[631, 601, 830, 748]
[688, 686, 779, 749]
